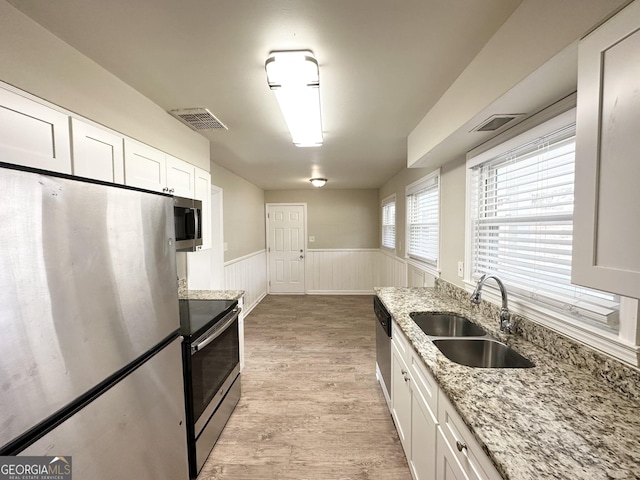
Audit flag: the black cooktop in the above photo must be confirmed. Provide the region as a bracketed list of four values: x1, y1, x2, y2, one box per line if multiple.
[179, 299, 238, 340]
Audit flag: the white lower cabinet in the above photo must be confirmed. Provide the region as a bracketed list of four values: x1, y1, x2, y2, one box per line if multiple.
[436, 431, 470, 480]
[390, 321, 502, 480]
[391, 337, 412, 450]
[437, 391, 501, 480]
[392, 324, 437, 480]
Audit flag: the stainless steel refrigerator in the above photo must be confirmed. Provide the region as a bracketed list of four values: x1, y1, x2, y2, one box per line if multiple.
[0, 164, 189, 479]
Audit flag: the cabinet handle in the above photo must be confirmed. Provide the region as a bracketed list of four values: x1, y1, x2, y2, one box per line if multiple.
[401, 369, 407, 375]
[403, 374, 410, 382]
[456, 440, 467, 452]
[169, 188, 175, 194]
[162, 187, 168, 192]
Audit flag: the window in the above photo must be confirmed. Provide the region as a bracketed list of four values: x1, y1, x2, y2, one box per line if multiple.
[467, 109, 619, 332]
[381, 196, 396, 250]
[406, 170, 440, 269]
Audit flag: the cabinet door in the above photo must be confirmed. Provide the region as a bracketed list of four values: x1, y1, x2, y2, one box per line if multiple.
[410, 388, 437, 480]
[194, 167, 211, 250]
[71, 118, 124, 183]
[166, 155, 195, 198]
[436, 430, 470, 480]
[391, 340, 412, 455]
[572, 0, 640, 298]
[123, 139, 166, 192]
[0, 88, 71, 174]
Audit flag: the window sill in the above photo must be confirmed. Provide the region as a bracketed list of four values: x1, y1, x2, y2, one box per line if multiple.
[462, 280, 639, 366]
[406, 257, 439, 278]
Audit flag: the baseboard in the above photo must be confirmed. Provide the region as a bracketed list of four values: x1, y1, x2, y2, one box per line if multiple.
[243, 291, 267, 316]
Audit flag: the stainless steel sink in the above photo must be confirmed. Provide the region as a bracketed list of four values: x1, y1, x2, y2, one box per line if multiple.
[432, 338, 534, 368]
[410, 312, 486, 337]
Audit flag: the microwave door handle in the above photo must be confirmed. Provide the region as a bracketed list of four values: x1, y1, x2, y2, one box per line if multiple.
[194, 207, 200, 240]
[191, 309, 239, 354]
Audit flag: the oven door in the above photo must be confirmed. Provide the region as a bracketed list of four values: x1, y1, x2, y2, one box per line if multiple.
[190, 308, 240, 435]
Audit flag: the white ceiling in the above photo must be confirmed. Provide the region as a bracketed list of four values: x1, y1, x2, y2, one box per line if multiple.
[9, 0, 523, 190]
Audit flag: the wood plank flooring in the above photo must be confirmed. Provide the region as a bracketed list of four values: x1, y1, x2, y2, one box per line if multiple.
[198, 295, 411, 480]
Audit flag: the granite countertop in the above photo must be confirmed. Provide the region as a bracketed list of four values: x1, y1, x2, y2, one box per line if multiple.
[179, 289, 245, 301]
[375, 287, 640, 480]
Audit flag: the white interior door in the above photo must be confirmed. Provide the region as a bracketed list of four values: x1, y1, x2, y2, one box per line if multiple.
[267, 204, 306, 294]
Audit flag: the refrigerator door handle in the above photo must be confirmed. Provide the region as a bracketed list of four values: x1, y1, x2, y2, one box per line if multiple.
[191, 309, 240, 355]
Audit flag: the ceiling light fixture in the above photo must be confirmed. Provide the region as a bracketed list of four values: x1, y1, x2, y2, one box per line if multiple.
[265, 50, 323, 147]
[310, 178, 327, 188]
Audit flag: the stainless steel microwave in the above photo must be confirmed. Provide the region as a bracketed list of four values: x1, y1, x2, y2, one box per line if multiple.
[174, 196, 203, 252]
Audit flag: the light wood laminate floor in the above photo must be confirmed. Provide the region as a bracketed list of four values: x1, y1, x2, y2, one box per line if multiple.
[198, 295, 411, 480]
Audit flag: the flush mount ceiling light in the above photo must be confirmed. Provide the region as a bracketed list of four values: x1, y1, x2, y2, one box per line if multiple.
[265, 50, 323, 147]
[310, 178, 327, 188]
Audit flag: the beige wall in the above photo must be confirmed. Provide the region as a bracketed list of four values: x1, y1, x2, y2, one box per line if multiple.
[408, 0, 628, 168]
[210, 162, 266, 262]
[380, 157, 467, 288]
[0, 1, 209, 170]
[264, 189, 379, 249]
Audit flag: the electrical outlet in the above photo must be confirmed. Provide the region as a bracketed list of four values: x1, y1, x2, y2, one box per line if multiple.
[457, 261, 464, 278]
[224, 242, 228, 252]
[309, 236, 315, 242]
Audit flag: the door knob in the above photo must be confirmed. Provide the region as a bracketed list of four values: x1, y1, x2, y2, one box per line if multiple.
[300, 255, 304, 259]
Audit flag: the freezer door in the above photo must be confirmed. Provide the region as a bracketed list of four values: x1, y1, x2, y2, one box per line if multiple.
[0, 167, 179, 449]
[20, 338, 188, 480]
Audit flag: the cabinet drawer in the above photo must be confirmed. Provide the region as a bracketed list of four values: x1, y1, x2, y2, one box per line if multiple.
[392, 322, 411, 364]
[438, 390, 502, 480]
[409, 351, 438, 421]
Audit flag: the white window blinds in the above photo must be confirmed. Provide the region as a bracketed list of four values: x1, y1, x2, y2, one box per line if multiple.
[469, 120, 619, 330]
[407, 173, 439, 266]
[382, 198, 396, 249]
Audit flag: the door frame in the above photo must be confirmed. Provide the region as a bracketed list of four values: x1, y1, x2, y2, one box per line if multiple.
[265, 203, 308, 294]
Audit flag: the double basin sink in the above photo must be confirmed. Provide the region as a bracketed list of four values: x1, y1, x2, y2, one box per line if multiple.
[410, 312, 534, 369]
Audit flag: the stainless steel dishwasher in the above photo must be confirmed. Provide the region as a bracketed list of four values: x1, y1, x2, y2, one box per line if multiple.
[373, 296, 392, 398]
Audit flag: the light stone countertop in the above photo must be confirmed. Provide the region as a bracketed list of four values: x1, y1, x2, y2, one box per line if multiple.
[179, 289, 244, 301]
[375, 287, 640, 480]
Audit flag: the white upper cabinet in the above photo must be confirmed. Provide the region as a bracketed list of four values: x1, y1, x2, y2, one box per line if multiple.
[194, 167, 212, 251]
[71, 118, 124, 183]
[166, 154, 195, 198]
[124, 139, 167, 192]
[0, 88, 71, 174]
[572, 0, 640, 298]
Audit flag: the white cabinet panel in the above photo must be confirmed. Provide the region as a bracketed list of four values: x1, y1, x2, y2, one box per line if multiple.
[71, 118, 124, 183]
[0, 88, 71, 174]
[391, 339, 412, 453]
[410, 390, 437, 480]
[573, 0, 640, 298]
[194, 167, 211, 250]
[124, 139, 166, 192]
[436, 429, 470, 480]
[166, 154, 195, 198]
[437, 391, 501, 480]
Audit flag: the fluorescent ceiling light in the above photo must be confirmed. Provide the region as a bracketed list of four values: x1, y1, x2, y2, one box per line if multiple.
[310, 178, 327, 188]
[266, 50, 323, 147]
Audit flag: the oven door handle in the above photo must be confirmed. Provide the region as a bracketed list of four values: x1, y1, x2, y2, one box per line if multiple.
[191, 308, 240, 355]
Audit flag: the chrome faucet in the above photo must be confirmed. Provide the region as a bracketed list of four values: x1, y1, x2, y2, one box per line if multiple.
[470, 274, 512, 333]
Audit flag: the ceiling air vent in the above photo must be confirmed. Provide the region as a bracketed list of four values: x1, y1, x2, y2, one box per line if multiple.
[471, 114, 524, 132]
[169, 108, 228, 131]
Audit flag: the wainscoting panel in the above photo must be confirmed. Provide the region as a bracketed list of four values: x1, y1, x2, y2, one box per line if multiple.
[224, 250, 267, 315]
[306, 249, 379, 294]
[378, 251, 407, 287]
